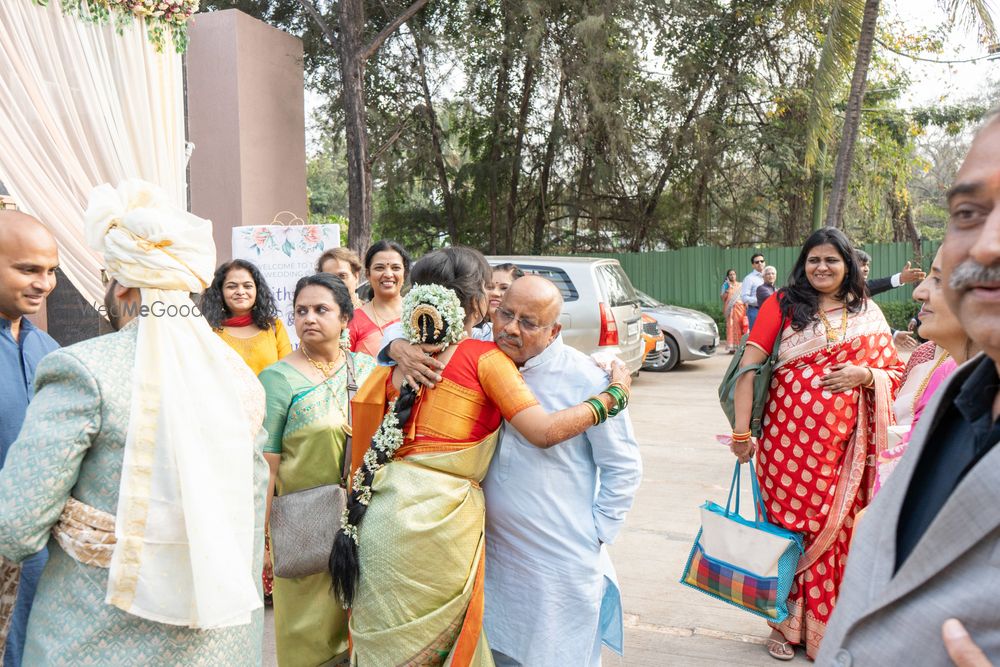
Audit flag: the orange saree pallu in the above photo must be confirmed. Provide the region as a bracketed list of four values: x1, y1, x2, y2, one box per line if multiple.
[348, 342, 537, 666]
[750, 302, 903, 659]
[724, 284, 747, 349]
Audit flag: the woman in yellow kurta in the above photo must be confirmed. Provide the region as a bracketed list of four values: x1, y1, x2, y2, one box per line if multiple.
[203, 259, 293, 375]
[331, 247, 632, 666]
[260, 273, 375, 666]
[204, 259, 293, 602]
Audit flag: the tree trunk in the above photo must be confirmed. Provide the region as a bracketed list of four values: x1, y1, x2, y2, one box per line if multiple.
[504, 52, 536, 253]
[486, 5, 514, 254]
[413, 33, 459, 243]
[531, 65, 567, 254]
[687, 168, 709, 247]
[339, 0, 372, 254]
[570, 152, 592, 254]
[888, 182, 922, 259]
[824, 0, 880, 229]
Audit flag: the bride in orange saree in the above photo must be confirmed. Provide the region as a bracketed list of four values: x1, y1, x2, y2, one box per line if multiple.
[729, 229, 903, 661]
[332, 247, 632, 666]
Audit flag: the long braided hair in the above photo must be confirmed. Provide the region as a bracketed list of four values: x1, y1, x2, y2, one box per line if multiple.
[329, 246, 492, 607]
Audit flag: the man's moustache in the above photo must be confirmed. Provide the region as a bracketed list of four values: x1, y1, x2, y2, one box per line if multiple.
[950, 260, 1000, 290]
[495, 333, 522, 348]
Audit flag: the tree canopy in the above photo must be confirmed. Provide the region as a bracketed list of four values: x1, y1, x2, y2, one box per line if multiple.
[202, 0, 995, 254]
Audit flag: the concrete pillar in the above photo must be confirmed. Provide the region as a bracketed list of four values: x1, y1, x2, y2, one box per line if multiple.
[186, 10, 307, 264]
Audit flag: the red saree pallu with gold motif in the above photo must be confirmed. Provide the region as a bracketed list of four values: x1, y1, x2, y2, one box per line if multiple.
[348, 340, 538, 666]
[746, 296, 903, 659]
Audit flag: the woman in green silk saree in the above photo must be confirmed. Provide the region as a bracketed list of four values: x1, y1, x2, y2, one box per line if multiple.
[260, 274, 375, 667]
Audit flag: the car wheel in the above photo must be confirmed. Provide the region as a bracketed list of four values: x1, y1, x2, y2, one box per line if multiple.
[645, 335, 680, 372]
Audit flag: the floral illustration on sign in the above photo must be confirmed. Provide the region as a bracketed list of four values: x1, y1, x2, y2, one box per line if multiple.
[299, 225, 325, 252]
[239, 226, 276, 255]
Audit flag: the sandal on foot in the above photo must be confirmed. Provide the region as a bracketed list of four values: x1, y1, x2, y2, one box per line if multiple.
[766, 638, 795, 661]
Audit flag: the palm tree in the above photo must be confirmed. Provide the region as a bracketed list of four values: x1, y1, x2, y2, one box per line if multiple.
[803, 0, 997, 229]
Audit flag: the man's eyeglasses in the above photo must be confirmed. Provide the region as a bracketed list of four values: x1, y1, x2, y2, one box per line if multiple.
[494, 307, 553, 334]
[753, 259, 766, 265]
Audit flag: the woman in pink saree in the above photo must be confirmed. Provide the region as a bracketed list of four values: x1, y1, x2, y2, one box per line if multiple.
[876, 248, 979, 493]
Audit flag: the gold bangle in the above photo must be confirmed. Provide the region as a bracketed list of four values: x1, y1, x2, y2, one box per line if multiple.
[862, 368, 875, 388]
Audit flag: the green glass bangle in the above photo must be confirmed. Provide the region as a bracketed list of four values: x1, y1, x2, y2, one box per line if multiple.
[607, 383, 628, 407]
[595, 397, 609, 423]
[604, 385, 628, 416]
[585, 397, 608, 424]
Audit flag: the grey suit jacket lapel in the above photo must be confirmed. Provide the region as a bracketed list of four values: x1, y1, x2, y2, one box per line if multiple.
[870, 354, 996, 608]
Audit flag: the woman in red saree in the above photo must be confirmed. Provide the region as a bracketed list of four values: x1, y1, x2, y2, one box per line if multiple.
[730, 229, 903, 661]
[348, 240, 410, 356]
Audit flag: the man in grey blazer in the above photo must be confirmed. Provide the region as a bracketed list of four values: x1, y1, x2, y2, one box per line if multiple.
[817, 114, 1000, 666]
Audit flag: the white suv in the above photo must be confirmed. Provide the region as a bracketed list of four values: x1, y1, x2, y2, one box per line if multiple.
[488, 256, 644, 373]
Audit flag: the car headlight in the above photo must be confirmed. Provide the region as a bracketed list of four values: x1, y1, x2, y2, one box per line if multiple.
[693, 319, 716, 334]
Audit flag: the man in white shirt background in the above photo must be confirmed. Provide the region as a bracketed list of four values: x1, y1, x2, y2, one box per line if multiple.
[740, 253, 766, 329]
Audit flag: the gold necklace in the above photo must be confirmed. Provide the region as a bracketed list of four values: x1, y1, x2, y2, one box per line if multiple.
[301, 344, 342, 378]
[817, 306, 848, 345]
[912, 350, 950, 415]
[368, 301, 395, 329]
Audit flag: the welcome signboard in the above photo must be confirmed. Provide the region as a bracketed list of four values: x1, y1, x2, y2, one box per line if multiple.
[231, 223, 340, 347]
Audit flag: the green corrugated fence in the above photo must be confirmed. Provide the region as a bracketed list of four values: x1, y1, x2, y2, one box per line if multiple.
[585, 239, 941, 308]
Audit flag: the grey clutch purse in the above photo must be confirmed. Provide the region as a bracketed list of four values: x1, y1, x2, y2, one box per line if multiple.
[269, 353, 357, 579]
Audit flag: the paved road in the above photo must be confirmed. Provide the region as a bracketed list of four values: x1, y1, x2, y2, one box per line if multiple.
[600, 353, 809, 665]
[264, 353, 809, 665]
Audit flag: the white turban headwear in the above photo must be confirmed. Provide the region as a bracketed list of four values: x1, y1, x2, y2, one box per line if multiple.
[86, 179, 261, 629]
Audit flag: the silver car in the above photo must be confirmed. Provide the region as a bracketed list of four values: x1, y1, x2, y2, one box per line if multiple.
[488, 256, 645, 373]
[636, 290, 719, 372]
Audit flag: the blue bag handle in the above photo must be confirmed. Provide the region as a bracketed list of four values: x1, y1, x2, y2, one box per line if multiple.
[724, 460, 769, 525]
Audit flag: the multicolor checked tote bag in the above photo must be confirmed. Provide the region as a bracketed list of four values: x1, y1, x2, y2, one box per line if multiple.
[680, 461, 804, 622]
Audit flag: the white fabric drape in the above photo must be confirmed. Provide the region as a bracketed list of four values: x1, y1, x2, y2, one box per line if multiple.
[0, 0, 186, 307]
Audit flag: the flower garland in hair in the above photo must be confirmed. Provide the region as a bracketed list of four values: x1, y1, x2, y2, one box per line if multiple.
[401, 283, 467, 347]
[340, 399, 403, 545]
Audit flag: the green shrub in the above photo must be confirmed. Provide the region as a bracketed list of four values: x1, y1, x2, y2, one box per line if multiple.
[876, 301, 920, 331]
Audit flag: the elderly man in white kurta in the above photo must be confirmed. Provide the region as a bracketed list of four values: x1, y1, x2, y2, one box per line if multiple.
[483, 276, 642, 667]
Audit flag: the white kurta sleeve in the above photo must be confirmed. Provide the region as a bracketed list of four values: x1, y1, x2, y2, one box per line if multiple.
[588, 408, 642, 545]
[375, 322, 405, 366]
